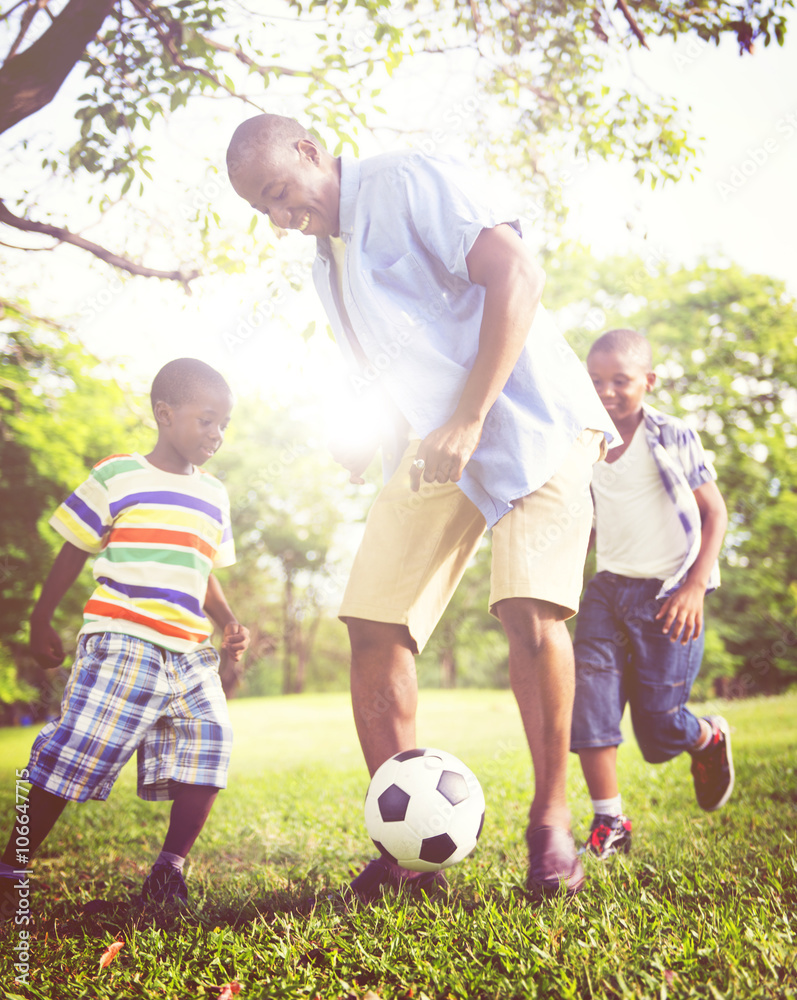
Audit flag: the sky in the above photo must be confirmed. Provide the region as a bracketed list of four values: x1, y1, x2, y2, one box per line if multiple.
[3, 13, 796, 407]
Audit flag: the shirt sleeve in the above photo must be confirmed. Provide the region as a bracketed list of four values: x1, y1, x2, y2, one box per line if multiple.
[402, 154, 521, 282]
[49, 470, 113, 553]
[678, 425, 718, 493]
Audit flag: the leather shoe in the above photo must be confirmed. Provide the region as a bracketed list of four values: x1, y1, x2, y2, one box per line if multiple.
[526, 825, 586, 899]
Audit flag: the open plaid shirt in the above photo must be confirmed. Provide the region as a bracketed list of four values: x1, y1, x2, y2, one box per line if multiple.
[641, 404, 721, 599]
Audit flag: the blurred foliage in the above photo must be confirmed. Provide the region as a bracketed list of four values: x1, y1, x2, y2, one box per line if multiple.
[0, 0, 791, 283]
[0, 301, 149, 720]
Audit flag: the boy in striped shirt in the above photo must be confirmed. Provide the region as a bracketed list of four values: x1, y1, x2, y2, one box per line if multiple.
[0, 358, 249, 911]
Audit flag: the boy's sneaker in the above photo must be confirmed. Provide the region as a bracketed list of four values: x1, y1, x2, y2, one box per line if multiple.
[141, 863, 188, 906]
[581, 814, 632, 859]
[347, 857, 448, 904]
[691, 715, 734, 811]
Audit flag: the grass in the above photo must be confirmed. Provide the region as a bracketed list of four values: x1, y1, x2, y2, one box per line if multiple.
[0, 690, 795, 1000]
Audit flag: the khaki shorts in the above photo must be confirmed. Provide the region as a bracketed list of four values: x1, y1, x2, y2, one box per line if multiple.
[339, 429, 605, 653]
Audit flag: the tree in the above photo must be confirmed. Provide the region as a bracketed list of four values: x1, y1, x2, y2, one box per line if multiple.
[1, 0, 790, 285]
[210, 394, 368, 695]
[542, 247, 797, 694]
[0, 301, 149, 718]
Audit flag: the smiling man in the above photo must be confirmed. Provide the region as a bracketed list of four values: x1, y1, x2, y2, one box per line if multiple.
[226, 114, 617, 903]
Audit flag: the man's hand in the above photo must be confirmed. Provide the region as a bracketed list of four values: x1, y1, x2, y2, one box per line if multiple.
[220, 622, 250, 662]
[330, 440, 378, 485]
[30, 622, 65, 669]
[410, 417, 483, 492]
[655, 581, 706, 644]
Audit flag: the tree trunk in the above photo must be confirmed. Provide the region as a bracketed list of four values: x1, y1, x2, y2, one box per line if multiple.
[0, 0, 116, 134]
[440, 647, 456, 688]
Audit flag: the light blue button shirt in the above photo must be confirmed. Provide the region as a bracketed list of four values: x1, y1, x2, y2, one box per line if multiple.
[313, 151, 616, 529]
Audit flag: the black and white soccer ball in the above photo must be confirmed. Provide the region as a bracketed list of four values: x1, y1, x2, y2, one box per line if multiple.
[363, 748, 486, 872]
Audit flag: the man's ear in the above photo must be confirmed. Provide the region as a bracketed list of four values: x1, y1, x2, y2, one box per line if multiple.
[296, 137, 321, 165]
[153, 400, 172, 426]
[646, 371, 657, 390]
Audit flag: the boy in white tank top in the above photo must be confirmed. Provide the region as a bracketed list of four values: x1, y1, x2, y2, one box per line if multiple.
[570, 330, 733, 859]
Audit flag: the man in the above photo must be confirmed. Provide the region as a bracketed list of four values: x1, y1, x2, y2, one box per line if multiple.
[226, 114, 617, 901]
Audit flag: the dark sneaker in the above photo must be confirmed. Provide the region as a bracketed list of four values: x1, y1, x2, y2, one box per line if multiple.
[347, 857, 448, 904]
[526, 826, 586, 900]
[141, 864, 188, 905]
[581, 814, 632, 859]
[691, 715, 734, 812]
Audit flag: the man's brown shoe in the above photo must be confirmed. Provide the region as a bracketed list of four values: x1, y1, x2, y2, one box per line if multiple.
[526, 826, 586, 899]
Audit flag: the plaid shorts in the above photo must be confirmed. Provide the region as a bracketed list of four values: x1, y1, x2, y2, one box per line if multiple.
[27, 633, 232, 802]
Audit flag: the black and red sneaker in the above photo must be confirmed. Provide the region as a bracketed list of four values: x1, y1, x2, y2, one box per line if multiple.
[691, 715, 734, 811]
[581, 814, 632, 859]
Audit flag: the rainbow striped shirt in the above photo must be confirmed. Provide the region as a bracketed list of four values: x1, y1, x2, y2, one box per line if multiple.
[50, 453, 235, 653]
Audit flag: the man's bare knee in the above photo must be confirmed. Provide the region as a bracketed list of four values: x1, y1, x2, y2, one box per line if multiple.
[495, 598, 569, 648]
[345, 617, 416, 658]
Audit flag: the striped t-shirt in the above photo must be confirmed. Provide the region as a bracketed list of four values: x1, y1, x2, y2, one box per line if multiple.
[50, 453, 235, 653]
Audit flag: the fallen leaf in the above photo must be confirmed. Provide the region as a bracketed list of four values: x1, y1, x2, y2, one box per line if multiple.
[217, 982, 241, 999]
[98, 940, 124, 969]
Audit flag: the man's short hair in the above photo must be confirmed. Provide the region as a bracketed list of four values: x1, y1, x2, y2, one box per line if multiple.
[588, 329, 652, 370]
[226, 114, 317, 178]
[150, 358, 231, 412]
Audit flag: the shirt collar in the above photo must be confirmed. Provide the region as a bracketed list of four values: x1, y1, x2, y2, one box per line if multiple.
[315, 155, 359, 260]
[338, 155, 359, 238]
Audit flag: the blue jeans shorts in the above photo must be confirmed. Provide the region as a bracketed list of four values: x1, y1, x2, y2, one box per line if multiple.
[27, 633, 232, 802]
[570, 572, 704, 763]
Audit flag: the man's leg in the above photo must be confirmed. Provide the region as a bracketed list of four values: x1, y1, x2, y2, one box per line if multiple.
[496, 597, 575, 831]
[348, 618, 418, 777]
[496, 596, 586, 897]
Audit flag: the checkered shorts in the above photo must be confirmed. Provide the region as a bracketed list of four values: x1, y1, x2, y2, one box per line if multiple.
[27, 633, 232, 802]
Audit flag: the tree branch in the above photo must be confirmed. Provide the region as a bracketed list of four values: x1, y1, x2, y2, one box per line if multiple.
[0, 200, 199, 288]
[0, 0, 117, 133]
[614, 0, 649, 47]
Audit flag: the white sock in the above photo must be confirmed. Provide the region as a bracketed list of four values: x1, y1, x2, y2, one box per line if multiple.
[154, 850, 185, 872]
[692, 718, 714, 753]
[591, 795, 623, 818]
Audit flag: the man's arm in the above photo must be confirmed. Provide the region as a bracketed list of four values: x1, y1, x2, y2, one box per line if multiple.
[410, 223, 545, 491]
[655, 479, 728, 644]
[204, 572, 250, 661]
[30, 541, 90, 668]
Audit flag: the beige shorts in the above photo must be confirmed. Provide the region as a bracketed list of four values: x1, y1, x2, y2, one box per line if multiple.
[339, 429, 605, 653]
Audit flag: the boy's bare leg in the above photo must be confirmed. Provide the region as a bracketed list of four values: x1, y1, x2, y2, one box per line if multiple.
[578, 746, 619, 800]
[497, 597, 575, 831]
[162, 784, 219, 858]
[348, 619, 418, 777]
[1, 785, 68, 866]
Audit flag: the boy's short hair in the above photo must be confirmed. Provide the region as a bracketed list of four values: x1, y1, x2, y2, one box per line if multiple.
[588, 329, 652, 371]
[150, 358, 231, 412]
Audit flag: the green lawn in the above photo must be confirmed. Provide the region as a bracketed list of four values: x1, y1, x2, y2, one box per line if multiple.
[0, 690, 795, 999]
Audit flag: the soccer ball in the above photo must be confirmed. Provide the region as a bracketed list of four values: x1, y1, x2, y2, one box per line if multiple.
[363, 747, 486, 872]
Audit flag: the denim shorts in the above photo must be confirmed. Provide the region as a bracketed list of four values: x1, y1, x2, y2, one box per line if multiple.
[27, 633, 232, 802]
[570, 572, 704, 763]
